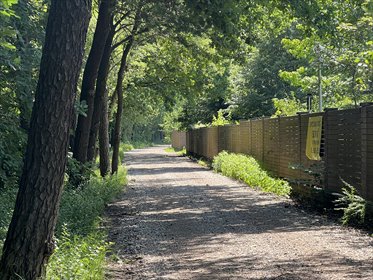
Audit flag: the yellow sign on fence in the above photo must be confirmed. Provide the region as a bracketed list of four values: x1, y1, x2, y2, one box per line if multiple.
[306, 116, 323, 161]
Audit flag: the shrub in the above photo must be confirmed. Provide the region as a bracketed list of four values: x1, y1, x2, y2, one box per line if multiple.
[333, 181, 369, 226]
[0, 156, 127, 279]
[47, 228, 110, 280]
[118, 143, 134, 163]
[47, 165, 127, 279]
[65, 155, 95, 188]
[57, 166, 127, 235]
[213, 151, 291, 196]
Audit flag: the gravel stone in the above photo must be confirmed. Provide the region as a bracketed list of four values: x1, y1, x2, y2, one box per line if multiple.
[106, 146, 373, 279]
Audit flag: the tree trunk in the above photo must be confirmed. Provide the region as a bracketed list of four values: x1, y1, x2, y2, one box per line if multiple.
[87, 21, 115, 162]
[0, 1, 91, 279]
[111, 37, 134, 174]
[99, 89, 111, 176]
[73, 0, 115, 163]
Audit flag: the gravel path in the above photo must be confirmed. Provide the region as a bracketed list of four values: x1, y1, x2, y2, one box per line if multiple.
[106, 146, 373, 279]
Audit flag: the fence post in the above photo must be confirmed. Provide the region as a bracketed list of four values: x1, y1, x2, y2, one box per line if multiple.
[323, 108, 338, 192]
[262, 118, 265, 163]
[298, 113, 302, 178]
[361, 105, 368, 199]
[324, 109, 329, 190]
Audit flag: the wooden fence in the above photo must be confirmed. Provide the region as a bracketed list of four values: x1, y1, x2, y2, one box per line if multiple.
[172, 105, 373, 201]
[171, 131, 186, 150]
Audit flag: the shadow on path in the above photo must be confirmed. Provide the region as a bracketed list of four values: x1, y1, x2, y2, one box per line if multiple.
[106, 146, 373, 280]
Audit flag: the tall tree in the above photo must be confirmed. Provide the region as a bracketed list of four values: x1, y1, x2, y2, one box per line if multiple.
[96, 19, 117, 175]
[111, 36, 135, 173]
[0, 0, 91, 278]
[73, 0, 115, 163]
[111, 9, 141, 174]
[87, 20, 116, 163]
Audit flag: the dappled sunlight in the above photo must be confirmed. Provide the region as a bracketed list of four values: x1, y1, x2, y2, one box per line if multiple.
[106, 146, 373, 279]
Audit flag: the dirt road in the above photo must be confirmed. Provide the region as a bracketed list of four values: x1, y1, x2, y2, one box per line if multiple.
[106, 146, 373, 279]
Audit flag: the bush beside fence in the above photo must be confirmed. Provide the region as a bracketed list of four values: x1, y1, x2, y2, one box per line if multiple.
[172, 104, 373, 201]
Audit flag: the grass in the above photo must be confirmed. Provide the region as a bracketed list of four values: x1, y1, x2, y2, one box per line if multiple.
[212, 151, 291, 196]
[0, 166, 127, 279]
[46, 229, 110, 280]
[164, 147, 186, 156]
[57, 166, 127, 235]
[47, 166, 127, 279]
[118, 143, 134, 163]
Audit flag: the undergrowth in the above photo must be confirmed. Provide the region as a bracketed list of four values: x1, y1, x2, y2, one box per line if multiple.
[212, 151, 291, 196]
[47, 166, 127, 279]
[119, 143, 134, 163]
[0, 166, 127, 279]
[0, 187, 17, 251]
[46, 228, 110, 280]
[165, 147, 186, 156]
[333, 180, 373, 228]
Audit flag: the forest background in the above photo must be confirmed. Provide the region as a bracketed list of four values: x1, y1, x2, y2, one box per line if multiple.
[0, 0, 372, 278]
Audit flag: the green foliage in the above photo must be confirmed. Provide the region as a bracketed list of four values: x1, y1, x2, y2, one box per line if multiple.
[229, 35, 302, 119]
[0, 113, 26, 189]
[279, 0, 373, 110]
[46, 166, 127, 279]
[334, 181, 367, 226]
[272, 94, 305, 116]
[212, 151, 291, 196]
[211, 110, 231, 126]
[165, 147, 186, 156]
[118, 143, 134, 163]
[46, 228, 110, 280]
[57, 166, 127, 236]
[1, 166, 127, 267]
[65, 155, 95, 189]
[0, 0, 17, 49]
[0, 187, 17, 251]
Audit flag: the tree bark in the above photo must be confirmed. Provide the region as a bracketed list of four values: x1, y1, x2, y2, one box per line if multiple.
[99, 89, 111, 176]
[111, 37, 134, 174]
[87, 21, 116, 162]
[73, 0, 115, 163]
[0, 0, 91, 279]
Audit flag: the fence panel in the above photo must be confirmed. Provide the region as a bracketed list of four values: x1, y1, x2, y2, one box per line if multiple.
[218, 126, 228, 152]
[231, 125, 241, 154]
[239, 120, 251, 154]
[278, 116, 301, 179]
[263, 118, 280, 176]
[251, 119, 263, 162]
[207, 127, 219, 159]
[171, 131, 186, 150]
[225, 125, 233, 152]
[325, 108, 362, 194]
[175, 105, 373, 201]
[363, 106, 373, 200]
[299, 112, 325, 180]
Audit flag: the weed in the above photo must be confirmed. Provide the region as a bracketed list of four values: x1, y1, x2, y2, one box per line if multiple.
[57, 166, 127, 235]
[46, 227, 111, 280]
[119, 143, 134, 163]
[0, 167, 126, 278]
[212, 151, 291, 196]
[334, 181, 367, 226]
[47, 165, 127, 278]
[164, 147, 186, 156]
